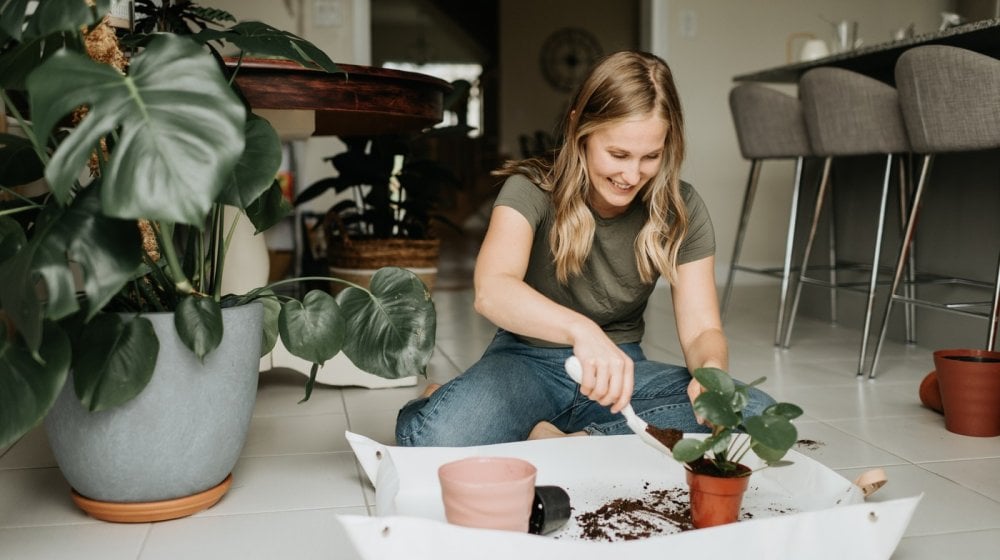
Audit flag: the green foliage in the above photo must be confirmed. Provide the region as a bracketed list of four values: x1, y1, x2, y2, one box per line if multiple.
[0, 1, 436, 449]
[296, 131, 463, 241]
[670, 367, 803, 476]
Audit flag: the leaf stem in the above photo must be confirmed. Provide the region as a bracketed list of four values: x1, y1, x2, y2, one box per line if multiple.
[156, 222, 194, 294]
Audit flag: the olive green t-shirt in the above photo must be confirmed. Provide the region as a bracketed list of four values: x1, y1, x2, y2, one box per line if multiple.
[493, 174, 715, 347]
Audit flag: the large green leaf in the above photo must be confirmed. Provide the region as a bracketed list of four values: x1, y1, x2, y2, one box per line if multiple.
[336, 267, 436, 379]
[278, 289, 345, 364]
[0, 0, 30, 45]
[72, 313, 158, 412]
[28, 34, 246, 224]
[175, 296, 223, 361]
[0, 320, 70, 448]
[23, 0, 106, 38]
[0, 186, 142, 352]
[219, 114, 282, 210]
[245, 179, 292, 233]
[192, 21, 340, 73]
[0, 31, 75, 90]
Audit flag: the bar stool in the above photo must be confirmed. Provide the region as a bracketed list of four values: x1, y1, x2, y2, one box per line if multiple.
[868, 45, 1000, 378]
[783, 67, 912, 376]
[722, 83, 815, 346]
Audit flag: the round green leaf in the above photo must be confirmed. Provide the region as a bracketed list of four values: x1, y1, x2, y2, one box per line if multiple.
[255, 294, 281, 358]
[764, 402, 804, 420]
[745, 414, 798, 459]
[693, 391, 740, 429]
[671, 437, 710, 463]
[175, 296, 223, 361]
[72, 314, 158, 412]
[279, 290, 345, 364]
[0, 320, 70, 448]
[692, 367, 735, 397]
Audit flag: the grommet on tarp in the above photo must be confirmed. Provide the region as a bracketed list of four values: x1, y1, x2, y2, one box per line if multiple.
[529, 485, 571, 535]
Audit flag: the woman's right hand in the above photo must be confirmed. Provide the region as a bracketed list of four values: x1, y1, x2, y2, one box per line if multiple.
[570, 326, 634, 414]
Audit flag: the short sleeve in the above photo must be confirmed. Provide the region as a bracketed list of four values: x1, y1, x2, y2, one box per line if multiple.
[493, 174, 551, 232]
[676, 182, 716, 264]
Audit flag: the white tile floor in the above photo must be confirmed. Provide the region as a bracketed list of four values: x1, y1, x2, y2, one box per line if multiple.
[2, 254, 1000, 558]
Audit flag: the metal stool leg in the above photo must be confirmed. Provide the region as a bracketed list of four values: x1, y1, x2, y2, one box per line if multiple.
[869, 154, 933, 378]
[827, 180, 838, 323]
[721, 159, 762, 321]
[857, 154, 894, 376]
[896, 155, 916, 344]
[988, 252, 1000, 351]
[773, 156, 806, 346]
[782, 157, 832, 348]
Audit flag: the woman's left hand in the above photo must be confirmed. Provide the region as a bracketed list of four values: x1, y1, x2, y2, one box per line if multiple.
[687, 377, 707, 425]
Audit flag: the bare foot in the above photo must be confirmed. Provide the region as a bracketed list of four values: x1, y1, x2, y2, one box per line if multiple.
[420, 383, 441, 399]
[527, 421, 587, 440]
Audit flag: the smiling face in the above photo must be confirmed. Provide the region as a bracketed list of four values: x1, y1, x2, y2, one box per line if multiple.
[584, 115, 668, 218]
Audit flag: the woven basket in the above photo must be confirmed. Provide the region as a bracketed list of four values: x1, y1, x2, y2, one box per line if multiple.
[324, 212, 440, 291]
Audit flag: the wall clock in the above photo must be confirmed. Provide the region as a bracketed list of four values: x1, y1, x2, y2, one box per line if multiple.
[539, 27, 603, 92]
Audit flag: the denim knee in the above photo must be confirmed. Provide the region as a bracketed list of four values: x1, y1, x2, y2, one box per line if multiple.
[742, 386, 778, 418]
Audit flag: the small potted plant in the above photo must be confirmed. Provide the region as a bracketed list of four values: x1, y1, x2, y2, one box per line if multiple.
[0, 1, 435, 521]
[669, 368, 803, 528]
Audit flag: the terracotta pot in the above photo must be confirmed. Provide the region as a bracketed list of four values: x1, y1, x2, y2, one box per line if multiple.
[919, 371, 944, 413]
[933, 349, 1000, 437]
[685, 462, 751, 529]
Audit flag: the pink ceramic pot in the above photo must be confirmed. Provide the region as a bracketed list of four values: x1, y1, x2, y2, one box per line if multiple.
[438, 456, 537, 532]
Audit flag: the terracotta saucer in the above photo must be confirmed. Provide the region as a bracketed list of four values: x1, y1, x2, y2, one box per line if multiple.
[71, 474, 233, 523]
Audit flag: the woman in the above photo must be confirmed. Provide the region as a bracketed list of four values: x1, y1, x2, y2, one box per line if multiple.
[396, 50, 775, 447]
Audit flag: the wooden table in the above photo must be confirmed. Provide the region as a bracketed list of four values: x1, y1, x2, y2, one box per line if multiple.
[734, 18, 1000, 84]
[229, 58, 452, 137]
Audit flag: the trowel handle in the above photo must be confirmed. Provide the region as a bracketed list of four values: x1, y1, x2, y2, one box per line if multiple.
[564, 356, 584, 385]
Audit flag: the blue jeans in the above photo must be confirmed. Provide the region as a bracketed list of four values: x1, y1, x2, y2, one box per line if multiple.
[395, 330, 777, 447]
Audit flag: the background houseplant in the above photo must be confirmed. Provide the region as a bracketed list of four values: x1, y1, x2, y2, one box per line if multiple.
[0, 0, 435, 470]
[294, 109, 465, 291]
[669, 367, 803, 528]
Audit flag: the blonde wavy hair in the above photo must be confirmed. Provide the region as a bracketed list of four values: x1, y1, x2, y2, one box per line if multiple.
[495, 50, 687, 285]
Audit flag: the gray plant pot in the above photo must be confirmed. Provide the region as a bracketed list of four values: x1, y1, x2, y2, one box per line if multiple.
[44, 303, 263, 503]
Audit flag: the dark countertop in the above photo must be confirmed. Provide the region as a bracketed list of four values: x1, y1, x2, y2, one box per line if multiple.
[734, 18, 1000, 84]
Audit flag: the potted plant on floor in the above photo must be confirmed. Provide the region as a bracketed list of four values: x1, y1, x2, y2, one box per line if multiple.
[0, 1, 435, 521]
[669, 368, 803, 528]
[294, 115, 464, 293]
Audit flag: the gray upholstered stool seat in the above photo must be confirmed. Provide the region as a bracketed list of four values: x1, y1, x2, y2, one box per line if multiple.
[868, 45, 1000, 378]
[784, 67, 911, 375]
[722, 83, 814, 345]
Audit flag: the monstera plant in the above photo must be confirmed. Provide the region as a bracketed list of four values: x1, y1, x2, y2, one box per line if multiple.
[0, 0, 436, 451]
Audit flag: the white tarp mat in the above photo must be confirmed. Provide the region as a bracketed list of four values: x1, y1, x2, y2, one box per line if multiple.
[341, 431, 920, 560]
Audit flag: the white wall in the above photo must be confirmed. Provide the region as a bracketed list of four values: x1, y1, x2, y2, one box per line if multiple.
[646, 0, 949, 283]
[498, 0, 639, 159]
